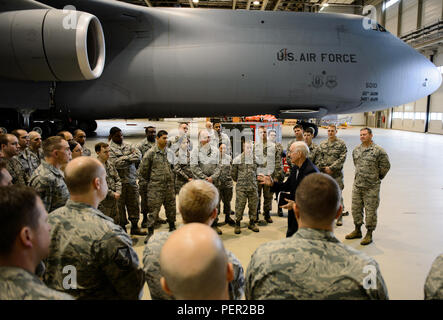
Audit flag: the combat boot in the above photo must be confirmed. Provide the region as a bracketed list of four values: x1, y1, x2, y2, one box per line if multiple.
[225, 215, 236, 226]
[234, 221, 241, 234]
[131, 223, 147, 236]
[345, 225, 362, 239]
[141, 214, 148, 228]
[336, 214, 343, 226]
[264, 211, 273, 224]
[169, 222, 176, 232]
[360, 229, 373, 246]
[213, 225, 222, 235]
[144, 227, 154, 244]
[342, 211, 350, 216]
[277, 207, 283, 217]
[248, 220, 259, 232]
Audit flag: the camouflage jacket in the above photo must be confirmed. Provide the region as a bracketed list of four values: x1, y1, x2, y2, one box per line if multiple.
[352, 142, 390, 188]
[191, 143, 221, 183]
[136, 138, 156, 157]
[0, 266, 74, 300]
[168, 134, 193, 152]
[81, 145, 92, 157]
[17, 149, 38, 181]
[210, 131, 231, 153]
[255, 141, 282, 179]
[307, 142, 320, 166]
[232, 152, 258, 191]
[44, 200, 144, 300]
[138, 144, 174, 187]
[246, 228, 389, 300]
[173, 149, 193, 183]
[424, 253, 443, 300]
[29, 160, 69, 213]
[103, 160, 122, 199]
[143, 230, 245, 300]
[316, 138, 347, 178]
[109, 140, 141, 184]
[217, 154, 233, 189]
[4, 156, 27, 185]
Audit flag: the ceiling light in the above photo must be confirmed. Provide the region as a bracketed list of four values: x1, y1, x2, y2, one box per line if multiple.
[322, 3, 329, 7]
[253, 1, 260, 5]
[192, 0, 199, 3]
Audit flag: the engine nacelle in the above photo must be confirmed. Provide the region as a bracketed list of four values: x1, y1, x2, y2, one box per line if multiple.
[0, 9, 105, 81]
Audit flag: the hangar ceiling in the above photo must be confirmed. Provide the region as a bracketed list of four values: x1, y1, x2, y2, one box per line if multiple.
[120, 0, 361, 12]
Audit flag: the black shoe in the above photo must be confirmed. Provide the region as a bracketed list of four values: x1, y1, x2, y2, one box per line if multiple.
[169, 222, 176, 232]
[213, 225, 222, 235]
[342, 211, 350, 216]
[225, 216, 236, 226]
[277, 208, 283, 217]
[131, 226, 147, 236]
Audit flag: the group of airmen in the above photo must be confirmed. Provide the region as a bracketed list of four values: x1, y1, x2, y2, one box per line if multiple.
[0, 122, 441, 300]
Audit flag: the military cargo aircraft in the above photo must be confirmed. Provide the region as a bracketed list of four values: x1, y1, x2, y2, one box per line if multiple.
[0, 0, 441, 135]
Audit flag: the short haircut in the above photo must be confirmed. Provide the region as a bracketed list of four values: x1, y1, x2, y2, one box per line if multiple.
[64, 157, 104, 195]
[157, 130, 168, 138]
[0, 134, 9, 148]
[145, 126, 155, 134]
[361, 127, 372, 134]
[42, 136, 65, 158]
[68, 140, 79, 152]
[213, 119, 221, 125]
[11, 129, 26, 139]
[0, 186, 40, 255]
[257, 126, 266, 131]
[268, 129, 276, 134]
[109, 127, 121, 139]
[290, 141, 309, 157]
[304, 127, 314, 135]
[95, 142, 109, 153]
[178, 180, 219, 223]
[328, 124, 337, 130]
[73, 129, 85, 137]
[293, 124, 304, 131]
[56, 131, 71, 140]
[296, 173, 341, 223]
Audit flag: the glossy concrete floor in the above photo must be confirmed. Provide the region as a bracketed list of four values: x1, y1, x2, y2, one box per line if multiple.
[85, 119, 443, 300]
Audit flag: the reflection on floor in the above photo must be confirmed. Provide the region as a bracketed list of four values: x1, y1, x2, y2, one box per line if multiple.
[84, 119, 443, 300]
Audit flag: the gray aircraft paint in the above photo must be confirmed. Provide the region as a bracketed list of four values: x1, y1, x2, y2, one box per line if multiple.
[0, 0, 441, 119]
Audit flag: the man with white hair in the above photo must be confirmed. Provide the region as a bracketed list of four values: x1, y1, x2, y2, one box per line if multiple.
[160, 223, 234, 300]
[259, 141, 319, 237]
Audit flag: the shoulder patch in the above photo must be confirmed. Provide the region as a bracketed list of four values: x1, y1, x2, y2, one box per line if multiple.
[114, 246, 133, 270]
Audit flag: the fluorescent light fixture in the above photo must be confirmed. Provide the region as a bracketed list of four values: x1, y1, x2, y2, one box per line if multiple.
[253, 1, 260, 5]
[192, 0, 199, 2]
[322, 3, 329, 7]
[384, 0, 400, 10]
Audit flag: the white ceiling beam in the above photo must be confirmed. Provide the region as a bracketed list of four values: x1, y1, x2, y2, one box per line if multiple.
[143, 0, 153, 7]
[233, 0, 237, 10]
[261, 0, 269, 10]
[188, 0, 195, 8]
[273, 0, 282, 11]
[246, 0, 252, 10]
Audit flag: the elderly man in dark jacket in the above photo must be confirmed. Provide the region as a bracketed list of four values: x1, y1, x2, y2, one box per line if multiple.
[259, 141, 319, 237]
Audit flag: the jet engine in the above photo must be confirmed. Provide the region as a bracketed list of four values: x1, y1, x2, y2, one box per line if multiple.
[0, 9, 105, 81]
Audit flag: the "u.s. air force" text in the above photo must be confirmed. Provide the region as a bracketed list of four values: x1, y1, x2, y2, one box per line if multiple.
[277, 49, 357, 63]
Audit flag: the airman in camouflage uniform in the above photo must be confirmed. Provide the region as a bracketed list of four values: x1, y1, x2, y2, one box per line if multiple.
[0, 267, 74, 300]
[98, 160, 122, 224]
[26, 131, 44, 175]
[108, 127, 145, 235]
[346, 128, 390, 245]
[143, 230, 245, 300]
[245, 228, 388, 299]
[136, 126, 157, 227]
[191, 130, 221, 233]
[424, 253, 443, 300]
[73, 129, 91, 156]
[139, 130, 176, 242]
[255, 127, 282, 224]
[232, 142, 259, 234]
[44, 200, 144, 299]
[29, 160, 70, 213]
[303, 127, 320, 166]
[0, 133, 28, 185]
[217, 143, 235, 226]
[316, 125, 347, 225]
[18, 148, 44, 179]
[173, 140, 193, 194]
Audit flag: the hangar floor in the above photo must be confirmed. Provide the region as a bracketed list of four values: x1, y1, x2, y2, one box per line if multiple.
[85, 119, 443, 300]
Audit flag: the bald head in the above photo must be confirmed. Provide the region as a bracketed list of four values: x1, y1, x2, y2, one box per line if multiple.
[29, 131, 42, 151]
[160, 223, 232, 300]
[64, 157, 107, 197]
